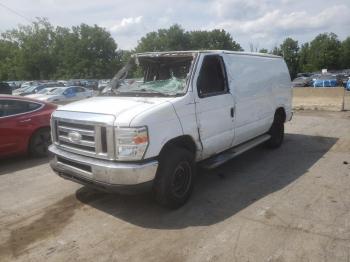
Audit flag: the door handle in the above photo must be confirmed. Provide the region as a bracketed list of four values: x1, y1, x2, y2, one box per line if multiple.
[19, 118, 32, 123]
[230, 107, 235, 118]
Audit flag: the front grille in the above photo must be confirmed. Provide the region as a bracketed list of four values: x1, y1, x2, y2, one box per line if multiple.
[57, 121, 96, 153]
[52, 117, 114, 160]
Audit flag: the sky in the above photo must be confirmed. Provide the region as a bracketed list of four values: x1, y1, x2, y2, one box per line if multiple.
[0, 0, 349, 51]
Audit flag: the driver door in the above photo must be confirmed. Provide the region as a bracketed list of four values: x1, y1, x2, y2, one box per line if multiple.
[194, 54, 235, 159]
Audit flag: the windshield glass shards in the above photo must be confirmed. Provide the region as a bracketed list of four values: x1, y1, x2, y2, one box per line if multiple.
[101, 53, 196, 97]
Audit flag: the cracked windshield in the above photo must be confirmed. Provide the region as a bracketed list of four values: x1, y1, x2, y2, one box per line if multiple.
[102, 55, 195, 97]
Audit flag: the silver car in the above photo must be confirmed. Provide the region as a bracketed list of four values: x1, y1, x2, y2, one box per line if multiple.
[37, 86, 93, 103]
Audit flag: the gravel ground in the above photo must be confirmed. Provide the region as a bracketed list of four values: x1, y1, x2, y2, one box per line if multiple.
[0, 110, 350, 262]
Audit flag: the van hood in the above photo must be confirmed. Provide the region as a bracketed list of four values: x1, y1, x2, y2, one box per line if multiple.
[56, 96, 173, 119]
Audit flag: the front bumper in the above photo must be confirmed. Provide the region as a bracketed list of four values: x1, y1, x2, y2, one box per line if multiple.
[49, 145, 158, 193]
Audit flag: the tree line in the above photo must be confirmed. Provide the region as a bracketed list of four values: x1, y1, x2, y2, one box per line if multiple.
[0, 18, 349, 81]
[267, 33, 350, 79]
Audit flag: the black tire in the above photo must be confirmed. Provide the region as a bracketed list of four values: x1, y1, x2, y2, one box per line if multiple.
[266, 114, 284, 149]
[153, 147, 195, 209]
[29, 127, 51, 157]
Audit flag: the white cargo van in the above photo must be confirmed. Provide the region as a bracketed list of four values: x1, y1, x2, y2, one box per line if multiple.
[49, 50, 292, 208]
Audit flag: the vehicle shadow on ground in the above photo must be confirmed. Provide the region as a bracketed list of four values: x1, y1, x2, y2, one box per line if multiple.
[0, 156, 49, 175]
[76, 133, 338, 229]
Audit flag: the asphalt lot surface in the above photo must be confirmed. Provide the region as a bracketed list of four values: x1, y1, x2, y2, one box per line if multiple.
[1, 110, 350, 262]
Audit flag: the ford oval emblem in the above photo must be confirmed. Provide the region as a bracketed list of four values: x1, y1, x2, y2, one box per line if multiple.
[68, 131, 82, 143]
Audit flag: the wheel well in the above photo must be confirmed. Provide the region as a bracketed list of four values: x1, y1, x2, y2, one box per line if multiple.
[275, 107, 286, 123]
[159, 135, 197, 159]
[28, 126, 50, 151]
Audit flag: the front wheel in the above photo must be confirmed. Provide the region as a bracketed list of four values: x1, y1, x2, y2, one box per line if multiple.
[29, 127, 51, 157]
[153, 147, 195, 209]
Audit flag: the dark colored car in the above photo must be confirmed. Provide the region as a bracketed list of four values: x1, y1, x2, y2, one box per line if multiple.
[0, 95, 57, 158]
[297, 73, 313, 78]
[82, 80, 99, 90]
[0, 82, 12, 95]
[336, 74, 350, 87]
[292, 77, 311, 87]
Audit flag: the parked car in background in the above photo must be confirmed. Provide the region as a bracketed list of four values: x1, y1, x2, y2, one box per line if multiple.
[0, 82, 12, 94]
[336, 74, 350, 87]
[14, 82, 64, 96]
[98, 79, 110, 91]
[25, 87, 59, 99]
[292, 77, 311, 87]
[18, 81, 38, 90]
[297, 72, 313, 78]
[57, 80, 68, 86]
[7, 81, 22, 90]
[37, 86, 93, 103]
[313, 74, 338, 87]
[82, 80, 99, 90]
[0, 95, 57, 158]
[66, 80, 84, 86]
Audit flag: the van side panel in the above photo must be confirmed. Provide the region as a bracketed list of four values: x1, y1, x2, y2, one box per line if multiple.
[272, 59, 293, 121]
[223, 54, 292, 146]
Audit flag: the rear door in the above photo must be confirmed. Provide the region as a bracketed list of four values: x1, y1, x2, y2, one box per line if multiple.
[0, 99, 43, 156]
[194, 54, 235, 159]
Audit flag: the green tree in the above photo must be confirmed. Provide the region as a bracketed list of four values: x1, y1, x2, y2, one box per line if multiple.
[55, 24, 119, 79]
[298, 43, 314, 72]
[2, 18, 57, 80]
[259, 48, 268, 53]
[340, 37, 350, 69]
[270, 46, 282, 56]
[135, 25, 242, 52]
[189, 29, 242, 51]
[0, 40, 20, 80]
[136, 24, 190, 52]
[280, 37, 299, 79]
[0, 18, 120, 80]
[308, 33, 341, 70]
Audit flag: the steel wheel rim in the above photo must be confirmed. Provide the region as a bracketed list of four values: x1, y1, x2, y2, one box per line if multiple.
[171, 161, 192, 198]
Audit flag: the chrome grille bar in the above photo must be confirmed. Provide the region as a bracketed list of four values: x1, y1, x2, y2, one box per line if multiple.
[58, 135, 95, 147]
[58, 126, 95, 136]
[51, 111, 115, 160]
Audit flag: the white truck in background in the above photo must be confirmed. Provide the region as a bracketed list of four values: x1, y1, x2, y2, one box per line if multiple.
[49, 50, 292, 208]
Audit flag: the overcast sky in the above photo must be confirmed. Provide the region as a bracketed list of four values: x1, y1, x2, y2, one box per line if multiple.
[1, 0, 349, 51]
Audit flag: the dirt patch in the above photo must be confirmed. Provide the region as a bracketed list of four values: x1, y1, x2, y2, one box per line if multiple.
[0, 189, 104, 259]
[293, 87, 345, 111]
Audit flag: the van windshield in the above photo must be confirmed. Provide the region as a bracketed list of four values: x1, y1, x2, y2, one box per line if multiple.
[101, 54, 195, 97]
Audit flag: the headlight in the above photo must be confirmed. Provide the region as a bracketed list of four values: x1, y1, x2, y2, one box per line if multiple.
[115, 126, 149, 161]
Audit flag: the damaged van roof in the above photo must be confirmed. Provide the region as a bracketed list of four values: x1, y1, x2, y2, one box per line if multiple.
[135, 50, 281, 59]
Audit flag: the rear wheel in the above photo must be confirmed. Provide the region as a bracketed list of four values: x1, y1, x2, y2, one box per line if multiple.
[153, 147, 195, 209]
[266, 113, 284, 148]
[29, 128, 51, 157]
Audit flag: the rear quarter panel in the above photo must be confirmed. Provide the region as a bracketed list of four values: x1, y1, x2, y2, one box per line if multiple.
[223, 54, 292, 145]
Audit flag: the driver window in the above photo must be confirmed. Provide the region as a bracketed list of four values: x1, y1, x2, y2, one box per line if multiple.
[197, 55, 227, 97]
